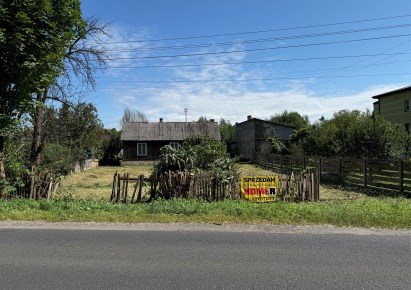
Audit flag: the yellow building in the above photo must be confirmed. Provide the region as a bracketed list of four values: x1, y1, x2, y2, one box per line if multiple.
[372, 85, 411, 132]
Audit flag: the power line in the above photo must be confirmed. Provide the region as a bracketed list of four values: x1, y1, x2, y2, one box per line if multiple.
[105, 23, 411, 52]
[105, 33, 411, 60]
[95, 73, 410, 84]
[101, 14, 411, 44]
[107, 52, 410, 69]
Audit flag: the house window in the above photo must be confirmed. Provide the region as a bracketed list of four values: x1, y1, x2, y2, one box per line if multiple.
[405, 123, 410, 133]
[137, 143, 147, 156]
[170, 142, 180, 150]
[405, 100, 410, 112]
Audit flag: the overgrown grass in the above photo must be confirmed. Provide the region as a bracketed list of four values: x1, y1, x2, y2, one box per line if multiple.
[0, 197, 410, 229]
[2, 163, 409, 229]
[59, 163, 154, 199]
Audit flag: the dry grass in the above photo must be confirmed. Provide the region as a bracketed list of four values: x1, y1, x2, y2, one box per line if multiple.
[238, 163, 275, 176]
[59, 163, 154, 199]
[59, 162, 369, 201]
[319, 184, 368, 201]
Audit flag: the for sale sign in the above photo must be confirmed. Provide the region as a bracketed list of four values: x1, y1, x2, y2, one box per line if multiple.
[240, 176, 279, 202]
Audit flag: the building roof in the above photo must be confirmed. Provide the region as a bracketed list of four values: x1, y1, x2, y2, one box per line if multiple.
[121, 121, 221, 141]
[236, 117, 296, 129]
[372, 85, 411, 99]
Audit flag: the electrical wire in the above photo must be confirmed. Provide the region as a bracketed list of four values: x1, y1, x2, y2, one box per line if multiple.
[101, 14, 411, 44]
[107, 52, 410, 69]
[104, 33, 411, 60]
[95, 73, 410, 84]
[104, 23, 411, 52]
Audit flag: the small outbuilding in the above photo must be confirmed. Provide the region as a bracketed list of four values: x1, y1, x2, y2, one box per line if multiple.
[121, 118, 220, 161]
[236, 115, 295, 160]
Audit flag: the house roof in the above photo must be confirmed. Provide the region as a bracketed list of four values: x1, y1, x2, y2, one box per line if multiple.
[372, 85, 411, 99]
[121, 122, 221, 141]
[236, 117, 296, 129]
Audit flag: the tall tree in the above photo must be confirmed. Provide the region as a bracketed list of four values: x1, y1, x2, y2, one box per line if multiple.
[43, 103, 104, 163]
[219, 118, 237, 156]
[197, 116, 209, 123]
[293, 110, 410, 158]
[0, 0, 87, 178]
[120, 108, 148, 129]
[269, 110, 310, 129]
[29, 17, 108, 171]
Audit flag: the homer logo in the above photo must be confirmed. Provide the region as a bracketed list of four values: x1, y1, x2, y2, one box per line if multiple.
[240, 176, 279, 202]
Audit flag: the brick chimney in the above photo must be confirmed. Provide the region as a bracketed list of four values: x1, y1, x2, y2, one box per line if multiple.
[247, 115, 252, 120]
[159, 118, 163, 123]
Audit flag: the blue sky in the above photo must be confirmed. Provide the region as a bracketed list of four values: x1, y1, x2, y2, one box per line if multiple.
[80, 0, 411, 129]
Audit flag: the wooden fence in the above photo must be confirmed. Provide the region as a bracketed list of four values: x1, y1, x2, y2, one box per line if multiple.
[110, 171, 241, 203]
[276, 169, 320, 202]
[110, 172, 146, 203]
[110, 169, 319, 203]
[253, 152, 411, 196]
[72, 159, 99, 174]
[157, 171, 240, 201]
[1, 172, 60, 200]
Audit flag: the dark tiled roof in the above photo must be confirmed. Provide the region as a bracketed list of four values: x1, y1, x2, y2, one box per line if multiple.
[372, 85, 411, 99]
[121, 122, 221, 141]
[236, 117, 296, 129]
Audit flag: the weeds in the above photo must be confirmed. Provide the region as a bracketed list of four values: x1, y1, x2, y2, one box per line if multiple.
[0, 197, 410, 229]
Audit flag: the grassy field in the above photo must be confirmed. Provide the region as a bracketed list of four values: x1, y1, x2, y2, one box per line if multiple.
[59, 162, 368, 201]
[59, 162, 154, 200]
[1, 163, 410, 229]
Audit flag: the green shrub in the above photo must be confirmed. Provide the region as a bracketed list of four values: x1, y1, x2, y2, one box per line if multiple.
[153, 136, 239, 183]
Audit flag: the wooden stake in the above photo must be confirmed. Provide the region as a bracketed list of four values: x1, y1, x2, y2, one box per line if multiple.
[131, 178, 139, 203]
[137, 174, 144, 203]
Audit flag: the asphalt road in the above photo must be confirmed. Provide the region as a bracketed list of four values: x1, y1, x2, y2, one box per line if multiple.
[0, 222, 410, 289]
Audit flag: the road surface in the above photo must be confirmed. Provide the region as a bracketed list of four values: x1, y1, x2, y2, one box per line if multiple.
[0, 222, 410, 289]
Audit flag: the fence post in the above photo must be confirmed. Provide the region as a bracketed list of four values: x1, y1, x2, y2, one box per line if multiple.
[399, 159, 404, 195]
[131, 177, 139, 203]
[318, 157, 322, 183]
[364, 159, 368, 188]
[315, 167, 320, 201]
[339, 157, 343, 184]
[123, 173, 129, 203]
[116, 172, 121, 203]
[110, 171, 117, 202]
[303, 155, 306, 170]
[137, 174, 144, 203]
[290, 155, 293, 173]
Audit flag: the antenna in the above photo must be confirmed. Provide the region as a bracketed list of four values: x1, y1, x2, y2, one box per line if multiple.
[184, 108, 188, 123]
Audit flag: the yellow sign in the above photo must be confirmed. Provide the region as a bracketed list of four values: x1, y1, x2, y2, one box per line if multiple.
[241, 176, 279, 202]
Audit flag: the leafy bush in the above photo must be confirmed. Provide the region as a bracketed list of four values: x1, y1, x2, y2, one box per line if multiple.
[99, 128, 122, 166]
[288, 110, 410, 158]
[153, 136, 239, 183]
[40, 143, 74, 175]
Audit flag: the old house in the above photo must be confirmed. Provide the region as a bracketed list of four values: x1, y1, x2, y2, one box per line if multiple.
[121, 118, 220, 161]
[236, 115, 295, 160]
[372, 85, 411, 132]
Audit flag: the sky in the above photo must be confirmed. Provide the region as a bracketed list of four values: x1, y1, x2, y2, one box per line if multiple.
[80, 0, 411, 129]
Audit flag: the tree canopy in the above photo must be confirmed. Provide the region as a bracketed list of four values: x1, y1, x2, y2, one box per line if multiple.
[269, 110, 310, 129]
[120, 108, 148, 129]
[288, 110, 410, 159]
[0, 0, 88, 179]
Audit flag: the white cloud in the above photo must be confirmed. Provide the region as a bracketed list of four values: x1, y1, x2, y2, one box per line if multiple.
[96, 33, 410, 128]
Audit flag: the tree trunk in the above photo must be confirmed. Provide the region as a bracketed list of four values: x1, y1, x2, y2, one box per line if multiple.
[0, 135, 5, 179]
[30, 89, 48, 171]
[0, 97, 7, 180]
